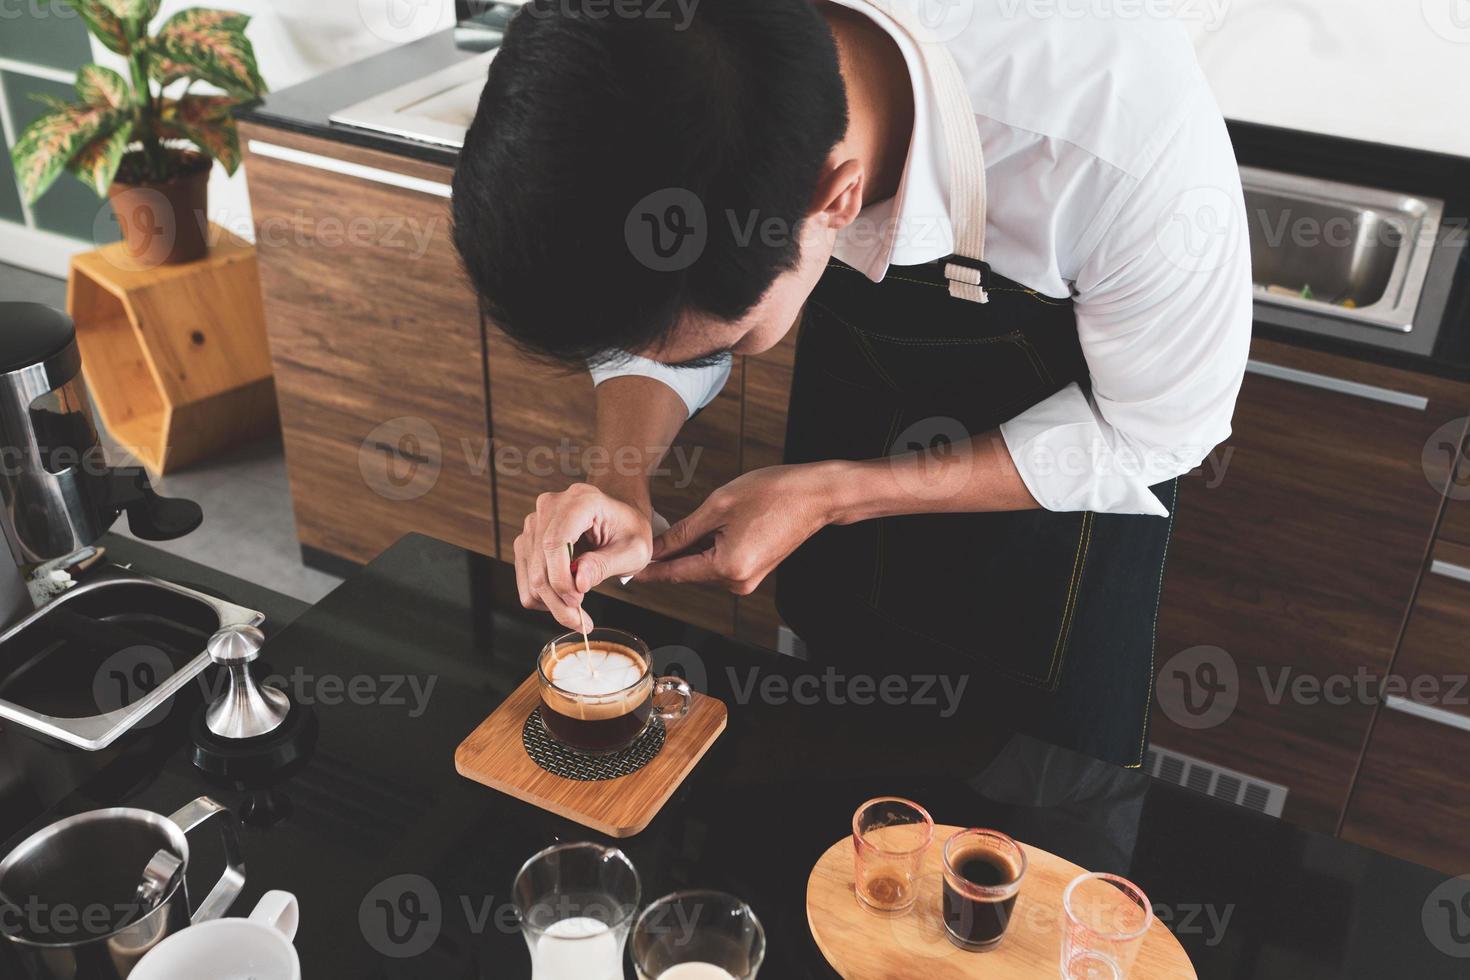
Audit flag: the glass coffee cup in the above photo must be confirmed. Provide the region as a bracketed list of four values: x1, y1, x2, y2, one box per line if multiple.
[537, 628, 691, 755]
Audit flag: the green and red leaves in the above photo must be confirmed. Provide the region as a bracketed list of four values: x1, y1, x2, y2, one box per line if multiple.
[11, 104, 124, 202]
[97, 0, 159, 21]
[68, 121, 135, 196]
[159, 95, 242, 174]
[59, 0, 131, 54]
[76, 64, 131, 110]
[152, 8, 266, 98]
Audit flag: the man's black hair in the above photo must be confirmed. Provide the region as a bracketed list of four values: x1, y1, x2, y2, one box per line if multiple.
[451, 0, 847, 365]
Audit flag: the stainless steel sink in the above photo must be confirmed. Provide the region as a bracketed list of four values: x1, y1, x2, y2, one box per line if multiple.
[1241, 166, 1444, 333]
[329, 51, 495, 149]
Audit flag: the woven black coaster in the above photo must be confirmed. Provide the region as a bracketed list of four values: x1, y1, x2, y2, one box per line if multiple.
[522, 708, 666, 781]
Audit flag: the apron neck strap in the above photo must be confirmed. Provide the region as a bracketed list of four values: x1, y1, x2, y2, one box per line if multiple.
[873, 2, 990, 303]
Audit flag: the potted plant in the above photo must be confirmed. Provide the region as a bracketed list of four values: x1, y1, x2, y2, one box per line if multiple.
[10, 0, 266, 266]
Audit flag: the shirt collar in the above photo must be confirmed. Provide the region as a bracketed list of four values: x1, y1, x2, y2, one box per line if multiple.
[823, 0, 956, 281]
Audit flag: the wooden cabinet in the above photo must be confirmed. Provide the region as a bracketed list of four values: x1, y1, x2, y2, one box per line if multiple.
[240, 126, 495, 564]
[1153, 338, 1470, 833]
[1342, 708, 1470, 874]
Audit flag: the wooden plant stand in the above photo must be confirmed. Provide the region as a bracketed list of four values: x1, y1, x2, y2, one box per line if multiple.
[67, 225, 277, 475]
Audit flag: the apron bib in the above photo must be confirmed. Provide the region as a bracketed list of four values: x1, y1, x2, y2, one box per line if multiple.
[776, 260, 1175, 768]
[772, 3, 1172, 767]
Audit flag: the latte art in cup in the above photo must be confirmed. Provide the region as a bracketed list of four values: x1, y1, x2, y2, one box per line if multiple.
[536, 629, 693, 756]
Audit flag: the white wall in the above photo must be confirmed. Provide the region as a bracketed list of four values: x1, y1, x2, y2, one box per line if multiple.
[87, 0, 1467, 247]
[92, 0, 459, 241]
[1183, 0, 1470, 158]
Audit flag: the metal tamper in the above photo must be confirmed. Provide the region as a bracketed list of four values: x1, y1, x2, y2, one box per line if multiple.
[204, 624, 290, 739]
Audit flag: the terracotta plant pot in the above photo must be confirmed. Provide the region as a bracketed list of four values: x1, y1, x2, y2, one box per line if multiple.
[107, 149, 212, 266]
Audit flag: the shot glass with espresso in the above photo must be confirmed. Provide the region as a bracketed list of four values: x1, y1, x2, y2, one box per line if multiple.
[941, 828, 1027, 951]
[537, 629, 692, 755]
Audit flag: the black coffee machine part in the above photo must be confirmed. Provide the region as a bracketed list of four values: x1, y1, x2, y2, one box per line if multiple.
[0, 303, 203, 625]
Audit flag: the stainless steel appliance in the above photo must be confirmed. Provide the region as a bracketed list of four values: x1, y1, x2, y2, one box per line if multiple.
[0, 304, 267, 751]
[455, 0, 520, 49]
[0, 303, 202, 625]
[0, 796, 243, 980]
[329, 50, 494, 148]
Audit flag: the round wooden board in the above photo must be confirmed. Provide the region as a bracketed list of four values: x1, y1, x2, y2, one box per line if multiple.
[806, 826, 1195, 979]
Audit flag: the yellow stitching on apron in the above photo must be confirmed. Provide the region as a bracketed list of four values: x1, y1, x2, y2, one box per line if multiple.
[1133, 479, 1179, 769]
[812, 302, 903, 391]
[1045, 512, 1094, 690]
[824, 264, 1071, 305]
[858, 510, 1095, 691]
[1014, 335, 1055, 388]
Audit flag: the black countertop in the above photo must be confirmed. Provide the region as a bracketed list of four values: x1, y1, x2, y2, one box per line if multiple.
[1, 533, 1464, 978]
[237, 30, 1470, 382]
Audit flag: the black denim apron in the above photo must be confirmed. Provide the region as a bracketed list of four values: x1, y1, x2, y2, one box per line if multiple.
[776, 258, 1176, 768]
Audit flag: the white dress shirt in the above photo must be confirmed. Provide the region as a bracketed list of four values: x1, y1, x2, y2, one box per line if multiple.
[591, 0, 1253, 517]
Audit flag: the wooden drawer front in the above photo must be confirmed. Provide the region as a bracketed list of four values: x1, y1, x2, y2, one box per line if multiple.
[1342, 706, 1470, 874]
[1435, 418, 1470, 544]
[486, 331, 742, 636]
[1388, 540, 1470, 721]
[1443, 499, 1470, 547]
[735, 349, 797, 648]
[1154, 339, 1470, 832]
[242, 134, 494, 564]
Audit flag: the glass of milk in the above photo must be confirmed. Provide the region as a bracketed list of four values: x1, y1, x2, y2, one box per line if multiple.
[631, 891, 766, 980]
[512, 842, 641, 980]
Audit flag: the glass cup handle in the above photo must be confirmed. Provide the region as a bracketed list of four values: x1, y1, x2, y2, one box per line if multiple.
[167, 796, 245, 923]
[651, 675, 692, 723]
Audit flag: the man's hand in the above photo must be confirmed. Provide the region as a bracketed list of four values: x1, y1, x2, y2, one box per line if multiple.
[513, 483, 653, 631]
[641, 463, 842, 595]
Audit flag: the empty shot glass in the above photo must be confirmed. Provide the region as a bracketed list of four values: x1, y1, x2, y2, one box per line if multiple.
[852, 797, 934, 913]
[1061, 872, 1154, 979]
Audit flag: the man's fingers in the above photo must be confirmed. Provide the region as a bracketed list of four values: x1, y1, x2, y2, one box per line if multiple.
[638, 549, 720, 585]
[652, 498, 724, 560]
[534, 578, 589, 632]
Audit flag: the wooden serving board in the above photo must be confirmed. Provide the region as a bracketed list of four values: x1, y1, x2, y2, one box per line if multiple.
[454, 673, 727, 838]
[807, 826, 1195, 979]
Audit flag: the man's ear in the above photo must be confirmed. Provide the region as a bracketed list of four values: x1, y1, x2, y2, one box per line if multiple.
[809, 158, 864, 232]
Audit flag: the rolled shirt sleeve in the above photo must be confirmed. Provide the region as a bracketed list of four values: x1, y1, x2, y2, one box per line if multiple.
[588, 352, 733, 418]
[1000, 94, 1253, 518]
